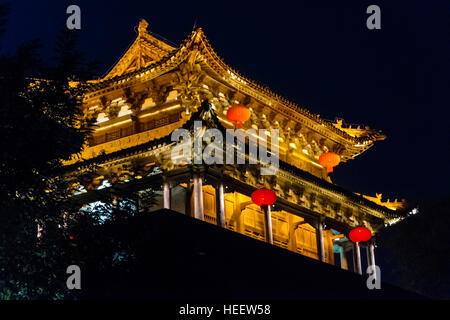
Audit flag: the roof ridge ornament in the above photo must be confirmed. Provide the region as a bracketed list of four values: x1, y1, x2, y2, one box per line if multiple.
[192, 27, 204, 43]
[138, 19, 149, 36]
[183, 100, 224, 133]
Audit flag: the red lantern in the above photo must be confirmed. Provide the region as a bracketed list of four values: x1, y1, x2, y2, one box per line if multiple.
[251, 188, 277, 207]
[69, 235, 74, 240]
[226, 105, 251, 129]
[349, 227, 372, 242]
[318, 152, 341, 173]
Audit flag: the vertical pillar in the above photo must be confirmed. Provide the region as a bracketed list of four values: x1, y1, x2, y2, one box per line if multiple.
[131, 115, 141, 134]
[163, 180, 171, 209]
[185, 182, 192, 217]
[288, 222, 297, 251]
[112, 195, 119, 217]
[36, 222, 43, 239]
[234, 192, 243, 233]
[263, 205, 273, 244]
[316, 219, 326, 262]
[288, 221, 307, 252]
[339, 245, 348, 270]
[62, 212, 68, 229]
[215, 182, 225, 228]
[366, 240, 376, 277]
[193, 173, 204, 221]
[369, 242, 376, 267]
[353, 241, 362, 275]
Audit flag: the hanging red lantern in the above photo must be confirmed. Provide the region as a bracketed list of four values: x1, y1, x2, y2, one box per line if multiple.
[251, 188, 277, 207]
[349, 227, 372, 242]
[226, 105, 251, 129]
[318, 152, 341, 173]
[251, 188, 277, 245]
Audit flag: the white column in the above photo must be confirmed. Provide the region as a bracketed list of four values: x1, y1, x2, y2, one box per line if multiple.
[353, 242, 362, 275]
[366, 241, 376, 277]
[263, 205, 273, 244]
[193, 173, 204, 221]
[215, 182, 225, 227]
[185, 182, 192, 217]
[36, 222, 43, 239]
[316, 220, 326, 262]
[369, 242, 376, 267]
[339, 245, 348, 270]
[163, 181, 171, 209]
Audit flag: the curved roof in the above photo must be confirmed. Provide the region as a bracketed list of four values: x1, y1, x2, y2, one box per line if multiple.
[86, 21, 385, 146]
[65, 100, 402, 220]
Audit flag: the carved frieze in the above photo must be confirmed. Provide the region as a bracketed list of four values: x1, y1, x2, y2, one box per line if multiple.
[124, 87, 149, 116]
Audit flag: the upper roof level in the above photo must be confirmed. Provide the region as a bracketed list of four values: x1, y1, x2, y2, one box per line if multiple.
[101, 20, 176, 80]
[74, 19, 387, 180]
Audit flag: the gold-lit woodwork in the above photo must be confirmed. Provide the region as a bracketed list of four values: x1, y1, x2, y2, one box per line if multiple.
[202, 185, 217, 225]
[197, 187, 336, 264]
[65, 19, 405, 272]
[66, 19, 387, 177]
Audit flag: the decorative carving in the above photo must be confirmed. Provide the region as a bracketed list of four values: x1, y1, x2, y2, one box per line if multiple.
[174, 47, 203, 113]
[249, 107, 262, 129]
[87, 105, 100, 122]
[304, 144, 313, 157]
[310, 140, 321, 157]
[263, 175, 276, 190]
[124, 87, 149, 116]
[333, 203, 342, 217]
[226, 90, 237, 103]
[154, 149, 174, 171]
[138, 19, 149, 35]
[273, 182, 285, 199]
[242, 95, 252, 106]
[295, 131, 308, 149]
[100, 96, 119, 120]
[71, 21, 398, 238]
[260, 114, 271, 130]
[148, 80, 172, 106]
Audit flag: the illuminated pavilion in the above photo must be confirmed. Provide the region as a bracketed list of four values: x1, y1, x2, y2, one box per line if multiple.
[65, 19, 406, 275]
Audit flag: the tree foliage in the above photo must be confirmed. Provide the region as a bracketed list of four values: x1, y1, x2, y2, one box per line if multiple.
[0, 4, 93, 299]
[0, 3, 157, 299]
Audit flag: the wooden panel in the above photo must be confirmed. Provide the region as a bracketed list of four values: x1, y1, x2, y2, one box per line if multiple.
[215, 191, 332, 263]
[241, 205, 265, 242]
[89, 113, 180, 147]
[202, 185, 216, 225]
[295, 223, 318, 259]
[272, 211, 289, 248]
[224, 193, 235, 231]
[323, 230, 335, 265]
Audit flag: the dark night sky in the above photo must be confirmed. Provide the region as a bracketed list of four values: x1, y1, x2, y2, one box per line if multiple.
[1, 0, 449, 201]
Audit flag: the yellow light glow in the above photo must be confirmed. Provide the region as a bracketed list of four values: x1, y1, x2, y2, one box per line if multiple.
[139, 105, 181, 118]
[95, 119, 132, 132]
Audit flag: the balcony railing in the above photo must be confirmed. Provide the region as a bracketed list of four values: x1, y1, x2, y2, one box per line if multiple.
[88, 113, 180, 146]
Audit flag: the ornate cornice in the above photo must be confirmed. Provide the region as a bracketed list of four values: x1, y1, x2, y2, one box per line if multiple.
[84, 22, 385, 150]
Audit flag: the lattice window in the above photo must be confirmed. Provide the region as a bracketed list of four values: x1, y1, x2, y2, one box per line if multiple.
[295, 224, 319, 260]
[202, 185, 217, 225]
[120, 126, 134, 137]
[105, 129, 121, 142]
[141, 120, 155, 131]
[155, 117, 169, 127]
[242, 208, 265, 242]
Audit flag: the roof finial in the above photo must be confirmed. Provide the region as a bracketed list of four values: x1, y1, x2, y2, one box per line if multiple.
[138, 19, 149, 35]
